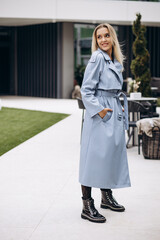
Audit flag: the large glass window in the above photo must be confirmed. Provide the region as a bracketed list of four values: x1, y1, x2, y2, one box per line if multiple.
[74, 24, 95, 67]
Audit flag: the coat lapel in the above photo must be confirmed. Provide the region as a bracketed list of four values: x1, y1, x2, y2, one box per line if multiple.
[108, 60, 123, 84]
[108, 61, 121, 77]
[97, 48, 123, 84]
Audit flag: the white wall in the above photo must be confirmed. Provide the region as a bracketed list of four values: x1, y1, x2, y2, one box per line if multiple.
[0, 0, 160, 26]
[56, 0, 160, 26]
[0, 0, 56, 18]
[0, 0, 56, 26]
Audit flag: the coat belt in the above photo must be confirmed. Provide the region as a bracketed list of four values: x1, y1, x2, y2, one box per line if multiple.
[95, 89, 129, 130]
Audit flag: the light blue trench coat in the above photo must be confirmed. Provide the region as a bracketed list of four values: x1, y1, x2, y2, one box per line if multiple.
[79, 48, 131, 189]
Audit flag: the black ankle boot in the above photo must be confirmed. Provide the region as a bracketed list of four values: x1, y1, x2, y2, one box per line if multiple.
[81, 197, 106, 223]
[100, 189, 125, 212]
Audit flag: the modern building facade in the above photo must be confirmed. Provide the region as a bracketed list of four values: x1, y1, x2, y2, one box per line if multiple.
[0, 0, 160, 98]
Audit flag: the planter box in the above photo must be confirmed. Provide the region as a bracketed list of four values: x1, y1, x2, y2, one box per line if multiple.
[142, 127, 160, 159]
[130, 92, 142, 99]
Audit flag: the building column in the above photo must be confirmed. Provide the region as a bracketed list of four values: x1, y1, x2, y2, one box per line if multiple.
[61, 22, 74, 99]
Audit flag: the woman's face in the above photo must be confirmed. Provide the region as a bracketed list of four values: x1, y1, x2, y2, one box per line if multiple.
[96, 27, 112, 55]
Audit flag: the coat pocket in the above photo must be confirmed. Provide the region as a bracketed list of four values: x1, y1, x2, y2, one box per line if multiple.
[102, 111, 113, 122]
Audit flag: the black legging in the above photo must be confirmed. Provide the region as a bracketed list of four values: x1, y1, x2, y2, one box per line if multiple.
[81, 185, 110, 200]
[81, 185, 92, 200]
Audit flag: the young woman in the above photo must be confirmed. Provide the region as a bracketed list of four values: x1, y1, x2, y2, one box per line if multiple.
[79, 23, 131, 223]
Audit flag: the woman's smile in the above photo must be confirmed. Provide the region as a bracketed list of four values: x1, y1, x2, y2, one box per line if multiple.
[101, 43, 109, 47]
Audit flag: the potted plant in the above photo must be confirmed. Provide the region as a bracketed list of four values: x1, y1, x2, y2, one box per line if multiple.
[129, 79, 141, 99]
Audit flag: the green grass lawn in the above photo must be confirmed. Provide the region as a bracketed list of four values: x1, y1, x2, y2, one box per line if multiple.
[0, 107, 69, 156]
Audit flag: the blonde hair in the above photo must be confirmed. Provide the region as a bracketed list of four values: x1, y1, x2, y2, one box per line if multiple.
[92, 23, 125, 66]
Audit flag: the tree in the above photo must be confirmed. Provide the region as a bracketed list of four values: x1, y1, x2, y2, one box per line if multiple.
[130, 13, 151, 96]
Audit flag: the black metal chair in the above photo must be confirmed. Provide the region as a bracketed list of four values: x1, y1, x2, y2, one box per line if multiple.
[141, 100, 159, 118]
[76, 97, 85, 141]
[126, 100, 153, 154]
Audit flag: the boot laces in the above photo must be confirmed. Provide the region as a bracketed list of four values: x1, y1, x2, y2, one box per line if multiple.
[105, 190, 118, 204]
[87, 199, 97, 215]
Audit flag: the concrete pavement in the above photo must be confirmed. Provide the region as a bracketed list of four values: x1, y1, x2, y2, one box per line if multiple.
[0, 96, 160, 240]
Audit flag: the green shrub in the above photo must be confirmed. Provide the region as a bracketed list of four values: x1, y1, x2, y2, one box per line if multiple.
[130, 13, 151, 97]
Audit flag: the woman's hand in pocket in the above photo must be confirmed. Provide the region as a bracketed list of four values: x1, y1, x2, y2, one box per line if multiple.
[98, 108, 113, 119]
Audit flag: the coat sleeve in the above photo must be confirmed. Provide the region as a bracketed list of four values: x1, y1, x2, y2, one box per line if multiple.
[81, 53, 105, 118]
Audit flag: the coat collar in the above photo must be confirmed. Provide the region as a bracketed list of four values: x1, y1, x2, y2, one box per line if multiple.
[97, 48, 111, 61]
[97, 48, 123, 84]
[97, 48, 123, 71]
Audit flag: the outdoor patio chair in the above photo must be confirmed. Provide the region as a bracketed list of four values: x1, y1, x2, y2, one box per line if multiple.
[126, 100, 153, 154]
[76, 97, 85, 141]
